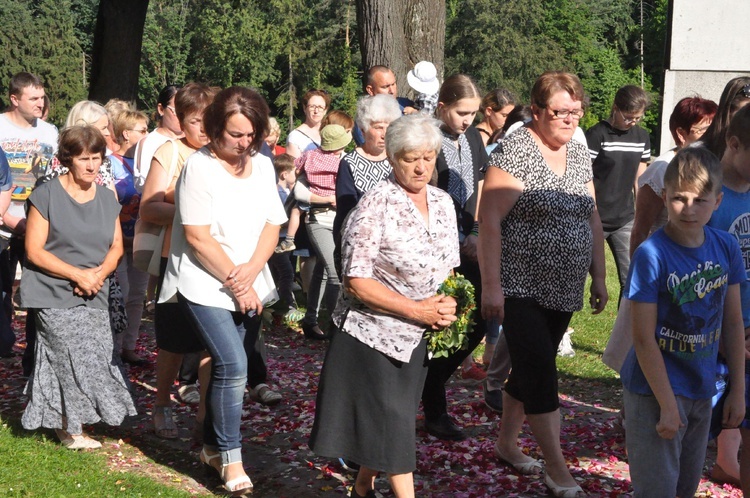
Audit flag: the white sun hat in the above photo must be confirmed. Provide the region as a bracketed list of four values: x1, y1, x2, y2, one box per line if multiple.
[407, 61, 440, 95]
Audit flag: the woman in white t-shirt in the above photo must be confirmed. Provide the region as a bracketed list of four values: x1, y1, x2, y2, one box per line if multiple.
[286, 89, 330, 158]
[134, 85, 184, 191]
[159, 87, 286, 496]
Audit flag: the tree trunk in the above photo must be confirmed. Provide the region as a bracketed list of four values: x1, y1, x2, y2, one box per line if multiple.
[356, 0, 445, 98]
[88, 0, 149, 103]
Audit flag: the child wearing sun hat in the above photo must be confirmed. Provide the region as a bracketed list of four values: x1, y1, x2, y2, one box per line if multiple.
[407, 61, 440, 116]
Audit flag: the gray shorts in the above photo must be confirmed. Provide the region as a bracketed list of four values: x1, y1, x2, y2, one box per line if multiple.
[624, 388, 711, 498]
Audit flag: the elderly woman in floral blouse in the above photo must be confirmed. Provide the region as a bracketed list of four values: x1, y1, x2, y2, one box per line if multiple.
[309, 115, 460, 498]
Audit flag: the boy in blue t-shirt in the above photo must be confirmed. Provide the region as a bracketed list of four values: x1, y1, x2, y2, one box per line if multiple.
[706, 105, 750, 494]
[621, 146, 746, 497]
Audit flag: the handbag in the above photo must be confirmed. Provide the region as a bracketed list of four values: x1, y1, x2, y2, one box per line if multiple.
[132, 140, 179, 276]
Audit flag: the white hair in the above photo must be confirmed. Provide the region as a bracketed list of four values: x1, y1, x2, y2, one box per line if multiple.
[355, 94, 402, 133]
[385, 114, 443, 160]
[64, 100, 107, 130]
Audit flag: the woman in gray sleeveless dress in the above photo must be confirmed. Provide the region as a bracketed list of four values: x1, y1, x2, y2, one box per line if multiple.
[20, 125, 136, 449]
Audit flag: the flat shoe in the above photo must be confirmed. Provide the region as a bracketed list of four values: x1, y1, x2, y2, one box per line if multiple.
[493, 441, 543, 475]
[544, 473, 585, 498]
[153, 405, 178, 439]
[55, 429, 102, 450]
[711, 462, 741, 487]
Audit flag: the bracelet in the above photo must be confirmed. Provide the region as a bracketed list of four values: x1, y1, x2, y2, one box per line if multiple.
[470, 221, 479, 237]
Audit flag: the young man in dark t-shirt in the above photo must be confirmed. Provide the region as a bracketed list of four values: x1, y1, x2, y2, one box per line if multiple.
[586, 85, 651, 301]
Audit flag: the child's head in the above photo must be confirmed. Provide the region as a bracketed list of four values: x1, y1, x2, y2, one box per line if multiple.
[610, 85, 650, 131]
[723, 105, 750, 175]
[321, 110, 354, 133]
[663, 147, 723, 231]
[266, 117, 281, 148]
[407, 61, 440, 97]
[274, 153, 296, 184]
[320, 124, 352, 153]
[664, 146, 723, 197]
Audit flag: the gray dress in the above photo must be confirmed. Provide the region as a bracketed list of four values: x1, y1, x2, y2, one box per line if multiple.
[20, 178, 137, 434]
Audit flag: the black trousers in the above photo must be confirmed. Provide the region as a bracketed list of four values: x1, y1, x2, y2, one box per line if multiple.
[421, 256, 486, 421]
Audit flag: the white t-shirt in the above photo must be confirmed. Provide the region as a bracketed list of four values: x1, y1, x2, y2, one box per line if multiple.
[134, 130, 173, 192]
[160, 147, 287, 311]
[286, 129, 319, 155]
[0, 113, 58, 209]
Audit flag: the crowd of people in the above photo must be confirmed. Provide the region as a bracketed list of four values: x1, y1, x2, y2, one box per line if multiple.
[1, 66, 750, 498]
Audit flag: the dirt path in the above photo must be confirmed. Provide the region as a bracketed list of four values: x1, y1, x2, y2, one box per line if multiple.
[0, 313, 742, 497]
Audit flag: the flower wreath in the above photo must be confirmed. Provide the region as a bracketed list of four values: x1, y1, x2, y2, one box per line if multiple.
[425, 273, 476, 359]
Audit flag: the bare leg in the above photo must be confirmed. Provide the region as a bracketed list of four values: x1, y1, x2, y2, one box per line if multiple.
[527, 410, 577, 487]
[287, 207, 301, 238]
[495, 391, 537, 465]
[155, 349, 183, 406]
[388, 472, 415, 498]
[354, 466, 378, 496]
[714, 429, 741, 484]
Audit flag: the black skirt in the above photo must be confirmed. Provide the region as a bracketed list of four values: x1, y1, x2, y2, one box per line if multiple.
[309, 330, 428, 474]
[154, 257, 205, 353]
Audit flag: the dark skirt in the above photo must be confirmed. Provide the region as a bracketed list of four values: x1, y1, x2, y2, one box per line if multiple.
[309, 330, 428, 474]
[154, 257, 205, 353]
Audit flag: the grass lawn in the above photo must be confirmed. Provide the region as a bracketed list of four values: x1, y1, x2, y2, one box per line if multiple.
[0, 418, 192, 497]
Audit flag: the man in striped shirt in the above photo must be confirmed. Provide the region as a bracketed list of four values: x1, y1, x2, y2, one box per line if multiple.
[586, 85, 651, 302]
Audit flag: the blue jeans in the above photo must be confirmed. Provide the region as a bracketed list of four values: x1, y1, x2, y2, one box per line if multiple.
[178, 293, 252, 465]
[603, 220, 633, 302]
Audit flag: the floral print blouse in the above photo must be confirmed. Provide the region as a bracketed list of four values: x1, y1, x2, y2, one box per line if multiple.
[335, 175, 460, 363]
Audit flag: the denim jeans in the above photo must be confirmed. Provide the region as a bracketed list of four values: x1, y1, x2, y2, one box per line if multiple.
[178, 293, 251, 464]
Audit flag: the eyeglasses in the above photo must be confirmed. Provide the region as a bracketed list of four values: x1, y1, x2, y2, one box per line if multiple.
[549, 108, 585, 120]
[737, 84, 750, 100]
[617, 108, 643, 124]
[129, 128, 148, 134]
[690, 124, 710, 136]
[307, 105, 327, 112]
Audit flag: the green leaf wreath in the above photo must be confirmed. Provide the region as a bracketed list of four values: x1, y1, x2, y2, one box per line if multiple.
[425, 273, 476, 359]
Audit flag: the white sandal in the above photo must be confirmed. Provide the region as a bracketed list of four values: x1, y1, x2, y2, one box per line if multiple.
[493, 441, 543, 475]
[55, 429, 102, 450]
[544, 473, 585, 498]
[200, 448, 253, 496]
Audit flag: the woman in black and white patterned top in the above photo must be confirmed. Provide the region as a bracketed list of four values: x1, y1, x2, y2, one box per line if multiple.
[333, 94, 403, 250]
[478, 72, 607, 498]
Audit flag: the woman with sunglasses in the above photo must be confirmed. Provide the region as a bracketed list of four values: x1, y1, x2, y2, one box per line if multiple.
[585, 85, 652, 303]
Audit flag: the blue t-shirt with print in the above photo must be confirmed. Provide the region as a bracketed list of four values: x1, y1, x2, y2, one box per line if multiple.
[110, 154, 140, 238]
[621, 226, 745, 399]
[707, 185, 750, 328]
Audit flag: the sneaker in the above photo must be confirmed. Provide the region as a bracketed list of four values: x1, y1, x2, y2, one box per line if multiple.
[248, 383, 282, 406]
[557, 328, 575, 357]
[177, 383, 200, 404]
[274, 239, 296, 253]
[460, 363, 487, 383]
[284, 308, 305, 324]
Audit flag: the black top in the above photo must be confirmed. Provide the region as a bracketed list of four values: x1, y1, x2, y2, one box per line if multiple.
[585, 120, 651, 231]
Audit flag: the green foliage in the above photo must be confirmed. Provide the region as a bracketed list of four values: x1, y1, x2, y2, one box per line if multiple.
[138, 0, 193, 108]
[0, 0, 37, 109]
[0, 0, 86, 126]
[426, 273, 476, 359]
[34, 0, 88, 125]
